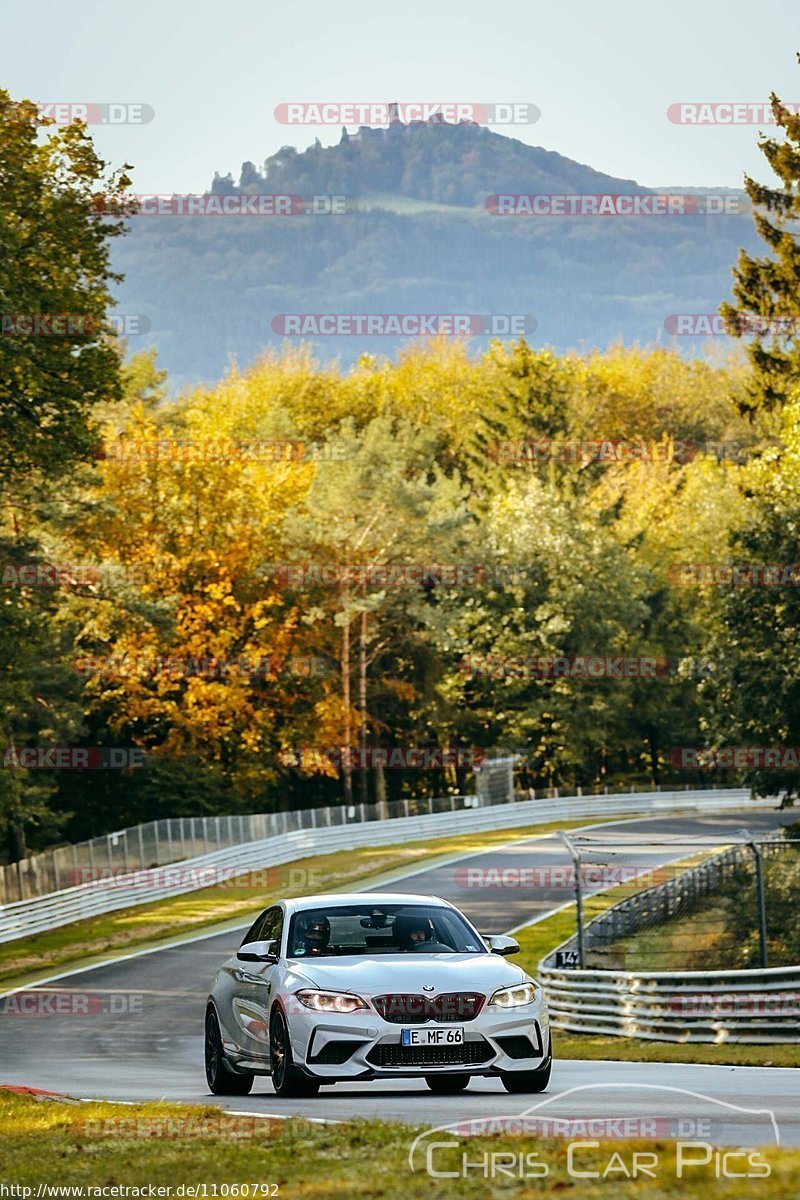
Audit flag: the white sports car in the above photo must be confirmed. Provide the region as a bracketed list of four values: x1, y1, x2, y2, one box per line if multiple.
[205, 891, 552, 1097]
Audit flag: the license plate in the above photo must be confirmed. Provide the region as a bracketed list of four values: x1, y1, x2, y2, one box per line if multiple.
[401, 1027, 465, 1046]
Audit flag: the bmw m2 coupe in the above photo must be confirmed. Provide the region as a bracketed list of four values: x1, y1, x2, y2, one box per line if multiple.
[205, 892, 552, 1097]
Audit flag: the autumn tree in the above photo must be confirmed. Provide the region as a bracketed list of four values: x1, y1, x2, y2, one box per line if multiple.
[0, 91, 129, 860]
[0, 91, 130, 483]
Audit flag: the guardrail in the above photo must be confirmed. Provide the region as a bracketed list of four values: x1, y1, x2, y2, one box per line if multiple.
[539, 962, 800, 1043]
[539, 834, 798, 1043]
[1, 803, 455, 905]
[0, 782, 761, 905]
[0, 787, 766, 944]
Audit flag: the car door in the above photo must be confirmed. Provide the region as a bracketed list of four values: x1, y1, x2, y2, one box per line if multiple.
[233, 905, 284, 1041]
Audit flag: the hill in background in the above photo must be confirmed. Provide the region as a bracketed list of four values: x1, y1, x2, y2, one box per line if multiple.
[112, 118, 756, 389]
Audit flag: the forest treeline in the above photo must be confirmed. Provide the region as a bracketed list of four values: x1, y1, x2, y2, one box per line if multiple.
[4, 335, 796, 857]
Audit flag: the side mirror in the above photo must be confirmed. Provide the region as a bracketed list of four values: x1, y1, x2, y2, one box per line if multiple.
[237, 939, 279, 963]
[483, 934, 520, 956]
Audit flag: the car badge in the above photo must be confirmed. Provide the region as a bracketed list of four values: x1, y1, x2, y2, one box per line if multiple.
[422, 984, 435, 992]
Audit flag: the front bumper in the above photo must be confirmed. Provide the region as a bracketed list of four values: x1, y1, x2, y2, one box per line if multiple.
[224, 997, 551, 1080]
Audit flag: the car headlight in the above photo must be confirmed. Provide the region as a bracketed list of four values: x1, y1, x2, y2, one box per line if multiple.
[295, 989, 369, 1013]
[233, 1000, 270, 1043]
[488, 982, 538, 1008]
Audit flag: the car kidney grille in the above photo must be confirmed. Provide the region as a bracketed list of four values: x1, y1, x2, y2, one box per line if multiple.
[373, 992, 485, 1023]
[367, 1040, 493, 1068]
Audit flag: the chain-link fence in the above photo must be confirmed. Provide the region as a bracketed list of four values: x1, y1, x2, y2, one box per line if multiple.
[551, 824, 800, 972]
[0, 780, 741, 905]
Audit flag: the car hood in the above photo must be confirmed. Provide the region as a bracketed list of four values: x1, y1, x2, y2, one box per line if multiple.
[289, 953, 529, 996]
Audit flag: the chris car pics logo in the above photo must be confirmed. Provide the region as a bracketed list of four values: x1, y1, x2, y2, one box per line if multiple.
[408, 1085, 778, 1181]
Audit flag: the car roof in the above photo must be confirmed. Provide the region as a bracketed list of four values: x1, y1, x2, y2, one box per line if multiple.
[282, 892, 453, 914]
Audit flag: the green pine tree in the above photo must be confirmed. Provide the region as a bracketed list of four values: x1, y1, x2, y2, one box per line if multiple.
[721, 54, 800, 415]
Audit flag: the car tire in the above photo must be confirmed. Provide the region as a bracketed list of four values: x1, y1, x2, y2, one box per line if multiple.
[425, 1073, 470, 1094]
[270, 1009, 320, 1098]
[500, 1055, 552, 1094]
[205, 1008, 254, 1095]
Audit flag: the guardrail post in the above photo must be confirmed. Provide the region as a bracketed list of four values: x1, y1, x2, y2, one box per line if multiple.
[557, 830, 585, 968]
[740, 828, 768, 969]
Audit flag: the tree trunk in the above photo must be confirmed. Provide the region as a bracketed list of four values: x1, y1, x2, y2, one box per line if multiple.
[647, 730, 660, 787]
[375, 755, 387, 814]
[341, 589, 353, 806]
[358, 609, 368, 805]
[9, 819, 26, 864]
[7, 737, 26, 862]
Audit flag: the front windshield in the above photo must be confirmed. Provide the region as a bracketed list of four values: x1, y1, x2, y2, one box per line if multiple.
[287, 903, 486, 958]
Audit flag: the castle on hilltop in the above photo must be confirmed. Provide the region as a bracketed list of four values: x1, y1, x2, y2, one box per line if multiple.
[340, 101, 464, 144]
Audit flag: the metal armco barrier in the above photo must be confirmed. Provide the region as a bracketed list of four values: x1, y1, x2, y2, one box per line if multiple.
[539, 962, 800, 1043]
[0, 788, 765, 944]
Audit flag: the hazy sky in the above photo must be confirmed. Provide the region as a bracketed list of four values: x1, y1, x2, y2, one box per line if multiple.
[2, 0, 798, 193]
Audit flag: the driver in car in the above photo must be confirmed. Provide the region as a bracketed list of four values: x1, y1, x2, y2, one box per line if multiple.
[294, 913, 331, 956]
[394, 913, 433, 950]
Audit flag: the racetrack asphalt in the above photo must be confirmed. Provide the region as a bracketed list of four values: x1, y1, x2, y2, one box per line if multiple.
[0, 809, 796, 1146]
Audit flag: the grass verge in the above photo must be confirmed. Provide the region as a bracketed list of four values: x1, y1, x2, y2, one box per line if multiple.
[1, 1090, 796, 1198]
